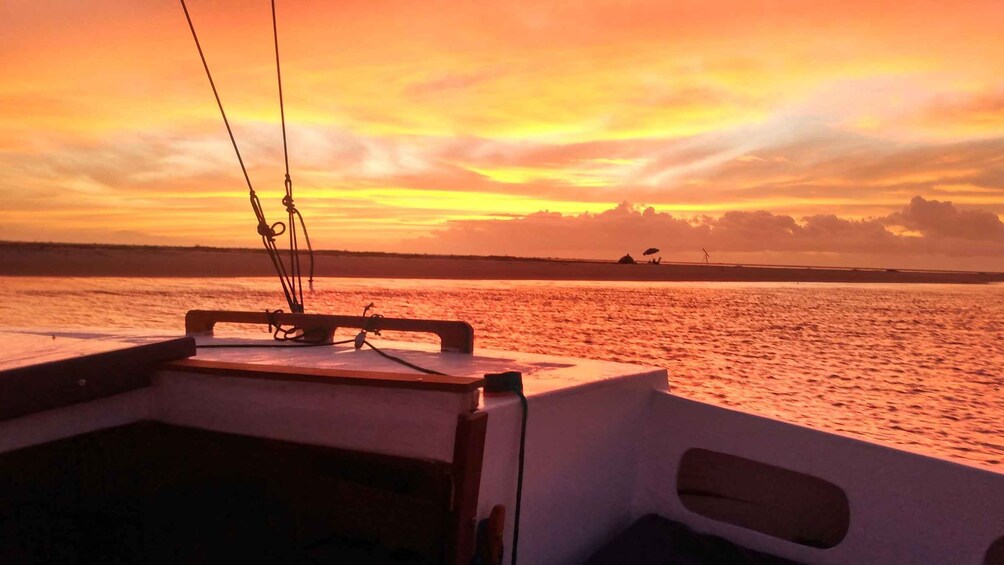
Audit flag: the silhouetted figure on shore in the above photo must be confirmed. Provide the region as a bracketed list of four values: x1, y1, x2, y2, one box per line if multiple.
[649, 257, 661, 264]
[618, 253, 636, 264]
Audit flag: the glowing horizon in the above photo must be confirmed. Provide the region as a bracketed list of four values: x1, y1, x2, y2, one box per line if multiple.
[2, 0, 1003, 269]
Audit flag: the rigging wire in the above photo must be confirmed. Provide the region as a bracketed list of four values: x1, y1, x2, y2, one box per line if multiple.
[198, 305, 444, 375]
[195, 338, 445, 376]
[270, 0, 314, 305]
[511, 390, 528, 565]
[197, 339, 355, 349]
[351, 306, 446, 375]
[179, 4, 440, 376]
[362, 340, 446, 376]
[178, 0, 311, 313]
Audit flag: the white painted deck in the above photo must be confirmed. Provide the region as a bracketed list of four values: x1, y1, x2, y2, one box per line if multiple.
[0, 330, 176, 372]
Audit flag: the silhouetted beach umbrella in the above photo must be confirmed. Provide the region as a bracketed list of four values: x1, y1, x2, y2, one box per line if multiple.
[643, 248, 660, 256]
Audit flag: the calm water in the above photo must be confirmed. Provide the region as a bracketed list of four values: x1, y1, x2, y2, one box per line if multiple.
[2, 277, 1001, 469]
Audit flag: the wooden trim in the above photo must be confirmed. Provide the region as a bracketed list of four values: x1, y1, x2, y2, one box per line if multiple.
[448, 411, 489, 565]
[164, 358, 485, 393]
[0, 337, 196, 422]
[185, 310, 475, 353]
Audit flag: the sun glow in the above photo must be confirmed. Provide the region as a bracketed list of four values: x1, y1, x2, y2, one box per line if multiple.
[1, 0, 1002, 266]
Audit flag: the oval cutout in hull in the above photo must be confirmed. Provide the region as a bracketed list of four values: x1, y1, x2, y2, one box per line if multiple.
[677, 448, 850, 548]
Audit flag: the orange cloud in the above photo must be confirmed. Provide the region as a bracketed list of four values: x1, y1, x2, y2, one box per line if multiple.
[2, 0, 1004, 266]
[404, 197, 1004, 270]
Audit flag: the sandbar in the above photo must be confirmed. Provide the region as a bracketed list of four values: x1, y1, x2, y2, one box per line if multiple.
[1, 242, 1001, 284]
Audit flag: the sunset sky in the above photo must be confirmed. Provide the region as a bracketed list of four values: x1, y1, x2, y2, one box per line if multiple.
[2, 0, 1003, 269]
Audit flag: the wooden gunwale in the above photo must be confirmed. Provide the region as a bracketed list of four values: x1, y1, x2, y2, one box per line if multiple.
[0, 336, 196, 422]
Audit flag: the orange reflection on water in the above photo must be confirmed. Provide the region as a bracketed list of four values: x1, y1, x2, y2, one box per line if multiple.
[2, 277, 1001, 468]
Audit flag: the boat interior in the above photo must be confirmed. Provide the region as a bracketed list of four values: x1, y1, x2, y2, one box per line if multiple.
[1, 310, 1002, 564]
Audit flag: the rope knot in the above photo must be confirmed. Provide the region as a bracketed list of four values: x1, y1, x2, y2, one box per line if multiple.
[282, 194, 296, 213]
[265, 309, 284, 333]
[258, 220, 286, 239]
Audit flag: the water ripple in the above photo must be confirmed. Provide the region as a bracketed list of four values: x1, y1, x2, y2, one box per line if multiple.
[2, 277, 1001, 468]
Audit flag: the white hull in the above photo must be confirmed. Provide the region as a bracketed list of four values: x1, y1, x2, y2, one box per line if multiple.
[1, 324, 1001, 564]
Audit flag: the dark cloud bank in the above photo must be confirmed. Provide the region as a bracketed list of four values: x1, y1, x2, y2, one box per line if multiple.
[406, 196, 1004, 271]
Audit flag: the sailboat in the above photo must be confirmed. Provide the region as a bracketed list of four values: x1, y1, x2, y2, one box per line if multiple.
[2, 2, 1002, 564]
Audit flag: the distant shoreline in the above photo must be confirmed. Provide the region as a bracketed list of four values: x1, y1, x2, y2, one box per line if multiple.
[1, 241, 1001, 284]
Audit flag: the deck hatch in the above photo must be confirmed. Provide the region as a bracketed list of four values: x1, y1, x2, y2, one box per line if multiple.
[677, 447, 850, 549]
